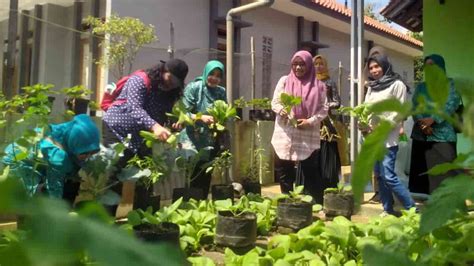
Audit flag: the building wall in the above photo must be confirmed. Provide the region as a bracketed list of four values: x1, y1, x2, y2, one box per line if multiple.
[110, 0, 211, 83]
[38, 4, 75, 113]
[424, 0, 474, 153]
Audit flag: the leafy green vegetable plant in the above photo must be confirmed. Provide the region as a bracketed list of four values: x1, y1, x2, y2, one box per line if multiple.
[279, 93, 302, 127]
[206, 100, 237, 133]
[247, 97, 272, 110]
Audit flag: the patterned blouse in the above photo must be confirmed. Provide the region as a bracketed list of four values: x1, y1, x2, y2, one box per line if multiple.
[271, 76, 328, 161]
[103, 75, 177, 152]
[411, 79, 461, 142]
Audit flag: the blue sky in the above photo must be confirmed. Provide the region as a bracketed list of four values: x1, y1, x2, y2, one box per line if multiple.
[335, 0, 409, 33]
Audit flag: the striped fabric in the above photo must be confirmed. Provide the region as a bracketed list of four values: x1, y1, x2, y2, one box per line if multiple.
[271, 76, 328, 161]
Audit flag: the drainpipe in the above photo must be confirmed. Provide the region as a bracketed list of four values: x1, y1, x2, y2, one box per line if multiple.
[226, 0, 274, 102]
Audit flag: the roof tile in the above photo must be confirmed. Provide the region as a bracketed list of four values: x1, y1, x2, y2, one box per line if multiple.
[312, 0, 423, 47]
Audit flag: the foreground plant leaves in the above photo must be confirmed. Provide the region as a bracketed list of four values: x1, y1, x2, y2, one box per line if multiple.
[0, 178, 185, 266]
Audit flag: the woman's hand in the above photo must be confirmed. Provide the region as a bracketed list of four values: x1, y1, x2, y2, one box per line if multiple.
[278, 109, 288, 118]
[297, 118, 311, 128]
[171, 122, 182, 131]
[419, 118, 434, 128]
[358, 122, 372, 136]
[152, 124, 171, 141]
[200, 115, 215, 125]
[421, 125, 433, 135]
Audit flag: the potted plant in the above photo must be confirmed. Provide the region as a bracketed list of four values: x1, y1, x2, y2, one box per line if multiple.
[214, 197, 257, 249]
[75, 143, 147, 216]
[61, 85, 92, 115]
[247, 98, 272, 121]
[233, 97, 247, 120]
[240, 148, 269, 195]
[207, 150, 234, 201]
[127, 197, 183, 245]
[323, 182, 354, 220]
[276, 185, 314, 231]
[172, 147, 211, 202]
[125, 152, 171, 212]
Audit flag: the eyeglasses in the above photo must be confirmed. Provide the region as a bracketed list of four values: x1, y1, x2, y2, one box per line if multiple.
[291, 63, 306, 68]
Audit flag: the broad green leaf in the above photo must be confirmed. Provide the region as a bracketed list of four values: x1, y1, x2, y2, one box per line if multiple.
[420, 175, 474, 234]
[352, 121, 394, 205]
[362, 245, 418, 266]
[127, 210, 142, 226]
[188, 256, 216, 266]
[275, 259, 292, 266]
[267, 246, 286, 260]
[424, 64, 449, 107]
[117, 167, 151, 182]
[368, 98, 411, 117]
[98, 190, 121, 206]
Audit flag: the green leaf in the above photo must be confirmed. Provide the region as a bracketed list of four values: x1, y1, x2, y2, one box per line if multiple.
[351, 121, 394, 205]
[127, 210, 142, 226]
[368, 98, 411, 117]
[117, 167, 151, 182]
[267, 246, 286, 260]
[98, 190, 121, 206]
[424, 64, 449, 107]
[362, 245, 419, 266]
[420, 175, 474, 234]
[188, 256, 216, 266]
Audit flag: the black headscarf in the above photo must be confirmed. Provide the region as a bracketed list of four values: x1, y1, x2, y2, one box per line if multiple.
[367, 54, 403, 91]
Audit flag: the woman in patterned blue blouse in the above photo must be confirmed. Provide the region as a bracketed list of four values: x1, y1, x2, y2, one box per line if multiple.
[102, 59, 189, 202]
[409, 54, 462, 194]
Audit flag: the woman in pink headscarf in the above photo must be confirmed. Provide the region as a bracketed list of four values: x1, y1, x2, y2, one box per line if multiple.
[271, 50, 329, 203]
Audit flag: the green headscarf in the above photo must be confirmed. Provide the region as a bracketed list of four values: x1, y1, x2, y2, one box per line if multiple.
[195, 60, 225, 88]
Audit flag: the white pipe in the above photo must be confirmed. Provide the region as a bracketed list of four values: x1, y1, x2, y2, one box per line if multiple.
[226, 0, 274, 103]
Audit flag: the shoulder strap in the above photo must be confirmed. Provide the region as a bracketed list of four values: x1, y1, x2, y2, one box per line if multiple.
[134, 70, 151, 91]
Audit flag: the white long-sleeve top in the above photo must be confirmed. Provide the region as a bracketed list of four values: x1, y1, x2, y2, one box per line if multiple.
[364, 80, 408, 148]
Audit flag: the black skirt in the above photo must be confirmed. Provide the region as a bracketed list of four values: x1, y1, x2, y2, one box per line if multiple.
[409, 140, 458, 194]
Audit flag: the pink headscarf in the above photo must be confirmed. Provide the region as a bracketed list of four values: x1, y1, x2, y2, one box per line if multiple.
[285, 50, 325, 119]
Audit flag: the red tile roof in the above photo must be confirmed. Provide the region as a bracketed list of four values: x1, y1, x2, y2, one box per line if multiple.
[311, 0, 423, 48]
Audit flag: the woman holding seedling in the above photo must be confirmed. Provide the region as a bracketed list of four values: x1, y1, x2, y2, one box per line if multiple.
[2, 114, 100, 201]
[179, 60, 227, 198]
[271, 50, 329, 203]
[363, 53, 416, 216]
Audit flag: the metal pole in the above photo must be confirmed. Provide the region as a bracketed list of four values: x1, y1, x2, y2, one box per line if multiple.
[226, 0, 274, 103]
[350, 0, 358, 172]
[226, 19, 234, 103]
[168, 23, 175, 59]
[4, 0, 19, 99]
[357, 0, 364, 106]
[250, 36, 256, 101]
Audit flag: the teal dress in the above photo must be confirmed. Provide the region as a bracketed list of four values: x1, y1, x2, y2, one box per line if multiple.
[409, 54, 462, 194]
[179, 60, 227, 157]
[178, 60, 226, 196]
[411, 79, 461, 142]
[2, 115, 100, 198]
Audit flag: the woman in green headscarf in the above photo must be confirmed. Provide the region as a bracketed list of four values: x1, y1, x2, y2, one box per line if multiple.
[409, 54, 462, 194]
[180, 60, 226, 197]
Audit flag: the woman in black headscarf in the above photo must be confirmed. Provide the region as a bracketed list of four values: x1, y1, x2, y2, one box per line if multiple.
[363, 54, 416, 216]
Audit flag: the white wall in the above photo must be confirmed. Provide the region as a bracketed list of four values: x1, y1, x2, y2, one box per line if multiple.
[240, 7, 298, 99]
[110, 0, 211, 84]
[39, 4, 75, 113]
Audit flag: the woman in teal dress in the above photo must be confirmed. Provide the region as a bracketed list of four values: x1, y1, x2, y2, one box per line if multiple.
[409, 54, 462, 194]
[180, 60, 226, 197]
[2, 114, 100, 200]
